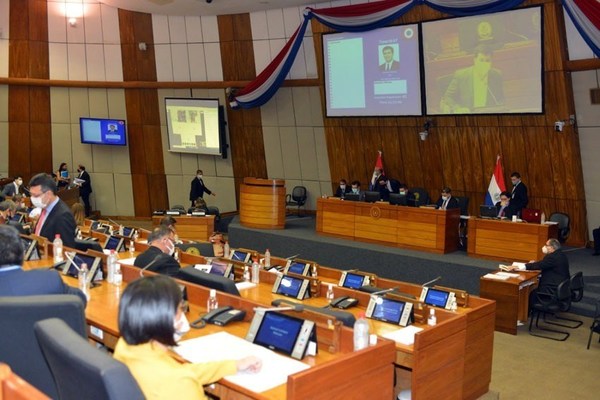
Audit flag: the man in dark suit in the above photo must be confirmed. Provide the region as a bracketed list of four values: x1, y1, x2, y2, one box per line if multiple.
[28, 173, 77, 248]
[189, 169, 215, 207]
[379, 45, 400, 72]
[435, 187, 460, 210]
[0, 225, 87, 305]
[334, 179, 352, 198]
[1, 176, 23, 197]
[134, 226, 180, 277]
[495, 191, 518, 220]
[509, 172, 528, 216]
[76, 164, 93, 217]
[593, 226, 600, 256]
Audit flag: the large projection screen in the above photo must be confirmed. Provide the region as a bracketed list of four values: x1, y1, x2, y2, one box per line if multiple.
[323, 24, 422, 117]
[423, 6, 543, 115]
[165, 98, 221, 155]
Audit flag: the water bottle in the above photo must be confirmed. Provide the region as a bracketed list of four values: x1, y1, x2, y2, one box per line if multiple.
[76, 229, 82, 240]
[326, 284, 335, 304]
[129, 239, 135, 255]
[53, 234, 63, 264]
[243, 265, 250, 282]
[265, 248, 271, 268]
[541, 212, 546, 224]
[207, 289, 218, 312]
[224, 241, 230, 258]
[353, 312, 370, 351]
[113, 262, 122, 286]
[78, 263, 90, 300]
[119, 225, 124, 236]
[428, 308, 437, 326]
[132, 229, 139, 242]
[107, 250, 117, 284]
[251, 258, 260, 284]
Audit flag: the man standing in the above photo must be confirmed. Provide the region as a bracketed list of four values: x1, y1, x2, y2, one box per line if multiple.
[29, 173, 77, 248]
[1, 176, 24, 197]
[76, 165, 92, 217]
[189, 170, 215, 207]
[509, 172, 528, 216]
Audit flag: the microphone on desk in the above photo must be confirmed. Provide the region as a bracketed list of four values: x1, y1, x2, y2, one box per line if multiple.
[139, 255, 162, 277]
[369, 287, 398, 298]
[422, 276, 442, 287]
[253, 304, 304, 313]
[285, 254, 300, 260]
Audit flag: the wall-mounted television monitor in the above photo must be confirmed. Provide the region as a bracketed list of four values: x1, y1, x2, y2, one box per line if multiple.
[165, 98, 228, 157]
[422, 6, 543, 115]
[323, 24, 422, 117]
[80, 118, 127, 146]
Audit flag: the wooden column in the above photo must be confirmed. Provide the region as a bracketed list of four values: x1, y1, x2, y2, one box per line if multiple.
[8, 0, 52, 181]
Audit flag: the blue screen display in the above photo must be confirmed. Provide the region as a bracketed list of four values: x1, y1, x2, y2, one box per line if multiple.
[343, 273, 365, 289]
[104, 236, 121, 251]
[288, 262, 307, 275]
[66, 254, 97, 277]
[80, 118, 127, 146]
[231, 251, 248, 262]
[277, 276, 303, 297]
[254, 312, 303, 354]
[122, 227, 133, 237]
[372, 298, 404, 324]
[424, 289, 450, 308]
[209, 261, 230, 278]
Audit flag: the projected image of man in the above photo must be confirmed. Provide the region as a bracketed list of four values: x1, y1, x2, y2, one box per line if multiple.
[440, 44, 504, 113]
[379, 45, 399, 72]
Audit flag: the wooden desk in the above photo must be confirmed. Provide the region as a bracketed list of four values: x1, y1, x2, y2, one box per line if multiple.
[467, 218, 558, 262]
[152, 215, 215, 242]
[57, 187, 80, 208]
[316, 198, 460, 253]
[480, 271, 539, 335]
[239, 178, 286, 229]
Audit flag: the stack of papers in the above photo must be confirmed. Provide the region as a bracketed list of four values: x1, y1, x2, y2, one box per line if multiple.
[117, 257, 136, 265]
[381, 326, 423, 346]
[483, 273, 510, 281]
[175, 332, 309, 393]
[235, 281, 257, 291]
[496, 271, 520, 279]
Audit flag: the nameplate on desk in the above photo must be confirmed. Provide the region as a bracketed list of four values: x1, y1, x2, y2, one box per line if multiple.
[191, 211, 206, 216]
[166, 211, 181, 216]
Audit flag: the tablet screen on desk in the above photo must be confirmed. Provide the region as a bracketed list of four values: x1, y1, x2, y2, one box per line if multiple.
[64, 254, 101, 285]
[21, 237, 40, 261]
[276, 276, 304, 298]
[424, 288, 450, 308]
[340, 272, 366, 289]
[230, 250, 250, 263]
[254, 312, 303, 355]
[122, 227, 134, 238]
[104, 236, 124, 252]
[285, 261, 310, 276]
[371, 298, 405, 324]
[209, 260, 233, 279]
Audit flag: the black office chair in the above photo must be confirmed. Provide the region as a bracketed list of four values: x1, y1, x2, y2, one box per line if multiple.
[0, 295, 87, 398]
[171, 204, 186, 212]
[549, 212, 570, 243]
[411, 187, 430, 206]
[34, 318, 145, 400]
[455, 196, 470, 249]
[528, 278, 572, 341]
[587, 299, 600, 349]
[542, 272, 584, 329]
[286, 186, 307, 216]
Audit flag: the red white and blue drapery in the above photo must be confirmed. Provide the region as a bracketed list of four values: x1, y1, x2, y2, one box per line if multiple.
[229, 0, 531, 109]
[563, 0, 600, 58]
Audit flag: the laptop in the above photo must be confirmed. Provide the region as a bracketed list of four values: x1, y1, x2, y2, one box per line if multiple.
[480, 205, 498, 219]
[521, 208, 542, 224]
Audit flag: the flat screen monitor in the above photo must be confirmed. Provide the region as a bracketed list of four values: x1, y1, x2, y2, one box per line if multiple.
[422, 6, 543, 115]
[272, 275, 310, 300]
[62, 253, 102, 285]
[121, 227, 134, 238]
[364, 191, 381, 203]
[11, 213, 25, 223]
[80, 118, 127, 146]
[253, 312, 304, 355]
[284, 260, 311, 276]
[344, 193, 361, 202]
[366, 296, 413, 326]
[323, 24, 422, 117]
[229, 249, 251, 263]
[480, 205, 497, 218]
[104, 236, 124, 252]
[21, 237, 40, 261]
[209, 260, 233, 279]
[339, 272, 367, 290]
[423, 288, 452, 309]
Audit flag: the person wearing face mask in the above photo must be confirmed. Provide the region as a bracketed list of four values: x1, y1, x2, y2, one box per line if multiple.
[350, 180, 365, 201]
[440, 44, 504, 114]
[495, 191, 518, 219]
[1, 175, 24, 197]
[190, 169, 215, 207]
[0, 200, 30, 234]
[509, 171, 528, 216]
[114, 275, 261, 400]
[369, 168, 385, 191]
[334, 179, 352, 198]
[435, 187, 460, 210]
[28, 173, 77, 248]
[134, 226, 181, 277]
[56, 162, 70, 189]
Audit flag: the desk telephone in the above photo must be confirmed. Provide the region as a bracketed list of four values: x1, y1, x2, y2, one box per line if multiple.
[190, 306, 246, 329]
[329, 296, 359, 309]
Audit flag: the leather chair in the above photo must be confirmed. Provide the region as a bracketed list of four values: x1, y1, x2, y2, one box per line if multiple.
[0, 295, 86, 398]
[286, 186, 308, 216]
[587, 299, 600, 349]
[543, 272, 584, 329]
[549, 212, 570, 243]
[528, 278, 572, 341]
[410, 187, 430, 206]
[34, 318, 144, 400]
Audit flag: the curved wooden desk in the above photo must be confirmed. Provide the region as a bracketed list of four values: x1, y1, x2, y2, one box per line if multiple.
[239, 178, 286, 229]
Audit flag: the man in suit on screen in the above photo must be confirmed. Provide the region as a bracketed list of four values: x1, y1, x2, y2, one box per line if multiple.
[379, 45, 400, 72]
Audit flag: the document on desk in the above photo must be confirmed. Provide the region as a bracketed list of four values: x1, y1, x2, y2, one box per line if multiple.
[176, 331, 309, 393]
[235, 281, 257, 291]
[381, 326, 423, 346]
[117, 257, 136, 265]
[483, 273, 510, 280]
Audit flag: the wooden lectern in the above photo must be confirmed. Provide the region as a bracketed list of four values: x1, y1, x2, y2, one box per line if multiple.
[239, 178, 285, 229]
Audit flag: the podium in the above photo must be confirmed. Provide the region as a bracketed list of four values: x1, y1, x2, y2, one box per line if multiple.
[239, 178, 285, 229]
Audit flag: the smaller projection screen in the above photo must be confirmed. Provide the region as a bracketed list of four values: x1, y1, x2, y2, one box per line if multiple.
[165, 98, 222, 155]
[422, 6, 543, 115]
[323, 24, 422, 117]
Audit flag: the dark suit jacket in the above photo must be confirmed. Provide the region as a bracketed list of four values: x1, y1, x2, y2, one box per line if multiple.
[78, 170, 92, 196]
[379, 60, 400, 71]
[510, 182, 528, 214]
[134, 246, 180, 277]
[189, 177, 212, 201]
[0, 267, 87, 306]
[1, 182, 19, 197]
[526, 249, 570, 291]
[334, 186, 352, 198]
[495, 201, 518, 220]
[435, 196, 460, 210]
[442, 66, 504, 112]
[38, 199, 77, 248]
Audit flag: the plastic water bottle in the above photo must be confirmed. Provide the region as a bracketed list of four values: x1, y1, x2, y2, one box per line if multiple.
[107, 250, 117, 284]
[76, 229, 82, 240]
[541, 212, 546, 224]
[53, 234, 63, 264]
[243, 265, 251, 282]
[113, 262, 122, 286]
[78, 263, 90, 300]
[132, 229, 139, 242]
[119, 225, 124, 236]
[428, 308, 437, 326]
[251, 258, 260, 284]
[129, 239, 135, 255]
[224, 241, 230, 258]
[353, 312, 370, 351]
[265, 249, 271, 268]
[326, 284, 335, 304]
[207, 289, 218, 312]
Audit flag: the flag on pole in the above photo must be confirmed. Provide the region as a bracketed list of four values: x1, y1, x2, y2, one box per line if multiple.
[485, 155, 506, 205]
[370, 150, 385, 190]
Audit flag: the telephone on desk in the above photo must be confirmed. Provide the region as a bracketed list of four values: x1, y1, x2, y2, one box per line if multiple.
[190, 306, 246, 329]
[329, 296, 359, 309]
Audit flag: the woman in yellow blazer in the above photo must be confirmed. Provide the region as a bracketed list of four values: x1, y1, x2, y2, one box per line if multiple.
[114, 276, 261, 400]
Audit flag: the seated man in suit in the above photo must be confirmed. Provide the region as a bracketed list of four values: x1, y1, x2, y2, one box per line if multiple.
[495, 191, 518, 220]
[397, 184, 415, 203]
[334, 179, 352, 198]
[134, 226, 180, 277]
[0, 200, 30, 234]
[28, 173, 77, 248]
[0, 225, 87, 306]
[350, 180, 365, 201]
[435, 187, 460, 210]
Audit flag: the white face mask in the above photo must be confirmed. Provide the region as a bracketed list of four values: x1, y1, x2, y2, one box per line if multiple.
[173, 312, 190, 342]
[197, 175, 203, 179]
[542, 246, 549, 255]
[165, 239, 175, 256]
[399, 190, 406, 195]
[441, 196, 448, 201]
[31, 194, 46, 209]
[352, 188, 359, 194]
[340, 184, 346, 190]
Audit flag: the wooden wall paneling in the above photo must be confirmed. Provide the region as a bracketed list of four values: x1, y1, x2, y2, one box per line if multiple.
[28, 0, 49, 43]
[126, 123, 146, 174]
[498, 126, 529, 182]
[418, 125, 444, 197]
[28, 41, 49, 79]
[29, 87, 50, 122]
[9, 0, 28, 40]
[8, 86, 29, 122]
[140, 89, 160, 125]
[142, 125, 165, 174]
[380, 127, 404, 183]
[8, 41, 29, 78]
[397, 128, 425, 189]
[324, 127, 349, 185]
[457, 127, 485, 193]
[542, 1, 563, 73]
[130, 173, 151, 216]
[219, 42, 237, 81]
[438, 128, 465, 192]
[522, 126, 555, 197]
[7, 122, 31, 178]
[29, 122, 52, 174]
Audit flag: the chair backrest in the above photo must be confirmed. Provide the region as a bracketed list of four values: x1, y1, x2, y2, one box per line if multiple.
[34, 318, 145, 400]
[177, 266, 241, 296]
[411, 188, 430, 205]
[549, 212, 570, 242]
[556, 278, 572, 311]
[455, 196, 470, 216]
[292, 186, 307, 204]
[0, 295, 86, 398]
[171, 204, 186, 211]
[570, 272, 584, 302]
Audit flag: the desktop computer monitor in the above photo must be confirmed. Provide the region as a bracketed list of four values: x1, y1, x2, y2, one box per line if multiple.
[364, 191, 380, 203]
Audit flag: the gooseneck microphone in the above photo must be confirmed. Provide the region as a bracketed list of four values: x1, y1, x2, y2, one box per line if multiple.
[139, 254, 162, 277]
[422, 276, 442, 287]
